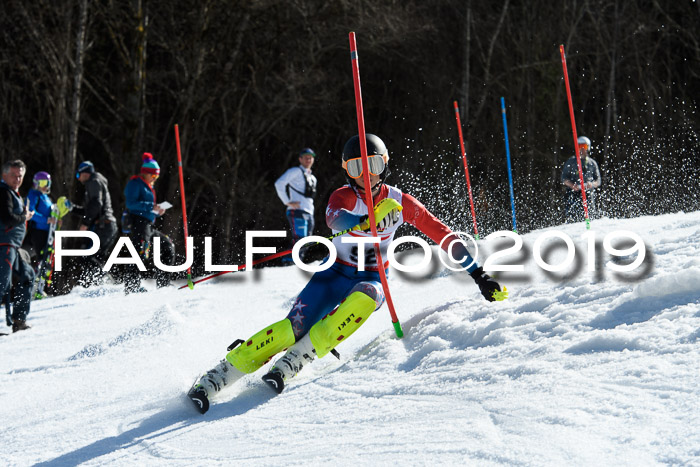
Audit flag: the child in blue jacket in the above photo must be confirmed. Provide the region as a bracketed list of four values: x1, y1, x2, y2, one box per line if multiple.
[24, 171, 56, 265]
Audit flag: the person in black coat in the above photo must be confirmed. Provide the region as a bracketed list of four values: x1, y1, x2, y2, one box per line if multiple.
[0, 160, 35, 333]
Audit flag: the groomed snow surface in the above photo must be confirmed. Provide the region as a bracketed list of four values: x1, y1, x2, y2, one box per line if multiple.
[2, 212, 699, 466]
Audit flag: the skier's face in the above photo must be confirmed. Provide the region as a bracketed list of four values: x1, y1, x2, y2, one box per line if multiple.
[355, 172, 382, 196]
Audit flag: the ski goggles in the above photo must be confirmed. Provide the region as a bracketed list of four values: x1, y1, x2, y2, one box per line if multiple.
[578, 143, 589, 151]
[342, 154, 388, 179]
[35, 179, 51, 188]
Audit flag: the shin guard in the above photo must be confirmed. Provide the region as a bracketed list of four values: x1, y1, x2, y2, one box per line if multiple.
[309, 291, 376, 358]
[226, 318, 296, 373]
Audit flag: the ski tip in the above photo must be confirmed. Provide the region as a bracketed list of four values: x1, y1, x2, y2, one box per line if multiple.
[262, 371, 285, 394]
[187, 387, 210, 414]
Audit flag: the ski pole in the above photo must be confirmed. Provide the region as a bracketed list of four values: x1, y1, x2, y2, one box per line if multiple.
[179, 249, 293, 289]
[500, 97, 518, 233]
[559, 45, 591, 229]
[349, 32, 403, 338]
[174, 124, 195, 288]
[453, 101, 479, 239]
[177, 224, 366, 289]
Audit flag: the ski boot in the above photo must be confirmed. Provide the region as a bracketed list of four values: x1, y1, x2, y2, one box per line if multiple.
[262, 334, 316, 394]
[188, 358, 243, 414]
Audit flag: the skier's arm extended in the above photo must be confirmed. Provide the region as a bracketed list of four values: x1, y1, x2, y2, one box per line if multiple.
[399, 193, 476, 269]
[402, 192, 507, 302]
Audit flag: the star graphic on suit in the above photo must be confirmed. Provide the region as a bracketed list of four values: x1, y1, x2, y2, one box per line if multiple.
[325, 207, 342, 222]
[290, 298, 307, 327]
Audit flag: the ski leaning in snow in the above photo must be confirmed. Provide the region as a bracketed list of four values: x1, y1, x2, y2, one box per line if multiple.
[32, 204, 59, 299]
[33, 196, 72, 299]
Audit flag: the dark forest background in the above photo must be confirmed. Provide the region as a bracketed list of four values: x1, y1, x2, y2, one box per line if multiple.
[1, 0, 698, 271]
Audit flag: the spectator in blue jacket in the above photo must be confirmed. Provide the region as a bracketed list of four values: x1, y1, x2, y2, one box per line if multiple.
[0, 160, 35, 333]
[122, 153, 175, 293]
[24, 171, 57, 267]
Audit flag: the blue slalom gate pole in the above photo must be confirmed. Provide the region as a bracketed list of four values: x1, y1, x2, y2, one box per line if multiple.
[500, 97, 517, 233]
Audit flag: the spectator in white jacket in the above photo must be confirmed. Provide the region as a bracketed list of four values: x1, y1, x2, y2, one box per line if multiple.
[274, 148, 318, 261]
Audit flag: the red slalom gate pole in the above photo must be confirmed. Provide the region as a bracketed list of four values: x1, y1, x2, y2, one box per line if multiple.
[174, 124, 195, 288]
[453, 101, 479, 240]
[349, 32, 403, 338]
[559, 45, 591, 229]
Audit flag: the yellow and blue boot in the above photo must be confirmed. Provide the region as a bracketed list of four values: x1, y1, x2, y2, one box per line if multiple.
[262, 290, 377, 394]
[188, 318, 296, 413]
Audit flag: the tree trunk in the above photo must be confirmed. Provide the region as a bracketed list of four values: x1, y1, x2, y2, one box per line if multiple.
[460, 0, 471, 126]
[66, 0, 89, 193]
[603, 0, 621, 168]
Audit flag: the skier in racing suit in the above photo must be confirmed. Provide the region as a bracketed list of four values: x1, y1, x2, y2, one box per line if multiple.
[188, 134, 508, 413]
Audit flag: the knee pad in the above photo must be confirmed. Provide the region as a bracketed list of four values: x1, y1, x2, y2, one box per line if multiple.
[226, 318, 296, 373]
[348, 282, 385, 308]
[309, 291, 376, 358]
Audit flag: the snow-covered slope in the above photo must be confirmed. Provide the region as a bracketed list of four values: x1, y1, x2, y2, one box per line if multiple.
[2, 212, 699, 465]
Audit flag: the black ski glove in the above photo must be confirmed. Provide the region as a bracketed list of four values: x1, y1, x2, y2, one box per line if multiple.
[470, 267, 507, 302]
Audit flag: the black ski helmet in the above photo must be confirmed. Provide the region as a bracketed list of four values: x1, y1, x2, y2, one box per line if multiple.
[341, 134, 390, 188]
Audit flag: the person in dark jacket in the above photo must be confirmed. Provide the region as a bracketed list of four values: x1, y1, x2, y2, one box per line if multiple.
[73, 161, 118, 284]
[561, 136, 602, 222]
[0, 160, 35, 333]
[122, 153, 175, 293]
